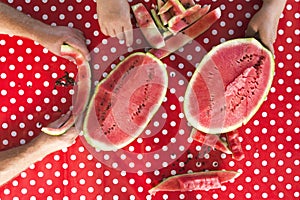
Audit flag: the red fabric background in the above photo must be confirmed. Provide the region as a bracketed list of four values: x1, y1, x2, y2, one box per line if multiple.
[0, 0, 299, 199]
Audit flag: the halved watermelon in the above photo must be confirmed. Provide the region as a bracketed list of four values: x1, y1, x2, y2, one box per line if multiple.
[184, 38, 275, 134]
[149, 170, 241, 195]
[83, 52, 168, 151]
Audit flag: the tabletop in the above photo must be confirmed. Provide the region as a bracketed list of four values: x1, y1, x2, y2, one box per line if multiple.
[0, 0, 299, 199]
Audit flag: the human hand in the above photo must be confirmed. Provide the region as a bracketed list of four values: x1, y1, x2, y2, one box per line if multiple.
[245, 0, 286, 54]
[34, 25, 90, 61]
[39, 112, 79, 152]
[96, 0, 133, 46]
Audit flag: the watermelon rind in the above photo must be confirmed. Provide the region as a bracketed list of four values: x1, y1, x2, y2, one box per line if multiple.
[42, 44, 91, 136]
[82, 52, 168, 151]
[184, 38, 275, 134]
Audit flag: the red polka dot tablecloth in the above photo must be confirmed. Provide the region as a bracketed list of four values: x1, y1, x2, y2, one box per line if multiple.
[0, 0, 299, 199]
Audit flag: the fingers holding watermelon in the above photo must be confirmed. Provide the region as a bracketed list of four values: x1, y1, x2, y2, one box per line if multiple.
[35, 25, 90, 61]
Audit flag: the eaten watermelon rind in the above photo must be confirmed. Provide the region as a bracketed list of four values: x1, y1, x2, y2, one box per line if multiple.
[83, 52, 168, 151]
[42, 44, 91, 136]
[184, 38, 275, 134]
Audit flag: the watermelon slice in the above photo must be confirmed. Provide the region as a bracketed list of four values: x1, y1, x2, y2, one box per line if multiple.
[41, 45, 91, 135]
[157, 0, 172, 26]
[191, 128, 232, 154]
[226, 130, 245, 160]
[184, 38, 275, 134]
[149, 170, 241, 195]
[150, 8, 168, 32]
[83, 52, 168, 151]
[157, 0, 173, 15]
[158, 0, 186, 15]
[132, 3, 165, 49]
[150, 7, 221, 59]
[168, 4, 211, 34]
[169, 0, 186, 15]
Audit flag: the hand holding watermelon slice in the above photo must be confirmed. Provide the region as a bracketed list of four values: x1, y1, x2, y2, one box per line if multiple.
[0, 2, 90, 60]
[0, 112, 79, 186]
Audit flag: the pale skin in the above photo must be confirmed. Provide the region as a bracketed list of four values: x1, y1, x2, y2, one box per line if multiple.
[0, 2, 85, 186]
[245, 0, 287, 54]
[0, 2, 90, 60]
[97, 0, 287, 53]
[0, 112, 79, 186]
[96, 0, 133, 46]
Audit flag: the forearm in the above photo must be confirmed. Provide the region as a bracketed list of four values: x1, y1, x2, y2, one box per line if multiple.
[0, 136, 50, 186]
[262, 0, 287, 17]
[0, 2, 47, 41]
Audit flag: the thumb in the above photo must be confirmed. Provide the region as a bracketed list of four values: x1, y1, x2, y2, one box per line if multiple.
[245, 25, 258, 38]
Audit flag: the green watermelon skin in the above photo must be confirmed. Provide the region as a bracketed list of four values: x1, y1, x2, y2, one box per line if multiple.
[83, 52, 168, 151]
[184, 38, 275, 134]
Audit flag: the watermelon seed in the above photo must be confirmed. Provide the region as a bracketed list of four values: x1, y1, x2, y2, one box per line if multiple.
[55, 71, 75, 87]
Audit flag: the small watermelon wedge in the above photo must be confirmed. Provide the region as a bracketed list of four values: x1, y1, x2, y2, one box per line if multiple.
[191, 128, 232, 154]
[168, 4, 211, 34]
[226, 130, 245, 161]
[158, 0, 174, 15]
[149, 170, 241, 195]
[157, 0, 172, 26]
[132, 3, 165, 49]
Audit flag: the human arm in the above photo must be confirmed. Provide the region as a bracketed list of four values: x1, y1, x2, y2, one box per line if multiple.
[96, 0, 133, 46]
[245, 0, 287, 54]
[0, 113, 79, 186]
[0, 2, 90, 60]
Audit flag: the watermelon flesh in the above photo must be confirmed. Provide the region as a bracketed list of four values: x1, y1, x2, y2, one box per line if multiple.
[184, 38, 275, 134]
[226, 130, 245, 161]
[149, 170, 241, 195]
[42, 45, 91, 135]
[83, 52, 168, 151]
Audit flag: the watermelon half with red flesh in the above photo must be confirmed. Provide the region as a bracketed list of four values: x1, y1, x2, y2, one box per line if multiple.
[184, 38, 275, 134]
[149, 170, 241, 195]
[83, 52, 168, 151]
